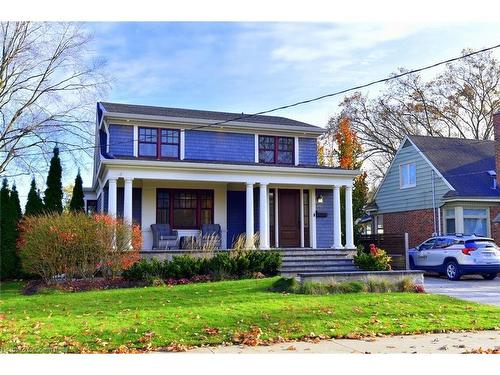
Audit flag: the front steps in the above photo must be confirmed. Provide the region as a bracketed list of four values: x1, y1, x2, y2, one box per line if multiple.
[278, 248, 358, 278]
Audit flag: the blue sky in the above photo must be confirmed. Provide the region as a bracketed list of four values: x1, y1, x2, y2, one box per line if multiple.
[14, 22, 500, 205]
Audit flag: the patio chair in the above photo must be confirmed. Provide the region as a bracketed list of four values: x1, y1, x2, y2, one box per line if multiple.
[151, 224, 179, 250]
[201, 224, 222, 249]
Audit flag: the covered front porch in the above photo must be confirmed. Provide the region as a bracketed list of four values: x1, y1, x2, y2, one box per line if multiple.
[89, 159, 359, 251]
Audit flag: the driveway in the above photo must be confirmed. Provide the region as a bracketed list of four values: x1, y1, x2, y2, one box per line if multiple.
[424, 275, 500, 306]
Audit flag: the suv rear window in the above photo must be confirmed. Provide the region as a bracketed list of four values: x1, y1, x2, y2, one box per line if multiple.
[465, 239, 498, 249]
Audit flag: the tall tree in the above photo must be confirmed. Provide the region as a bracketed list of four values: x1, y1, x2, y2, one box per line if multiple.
[330, 49, 500, 180]
[10, 184, 22, 219]
[0, 179, 19, 279]
[25, 178, 45, 216]
[0, 22, 108, 177]
[331, 117, 369, 244]
[69, 171, 84, 212]
[44, 146, 63, 214]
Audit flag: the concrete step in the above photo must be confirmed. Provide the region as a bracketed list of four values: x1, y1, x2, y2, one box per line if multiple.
[282, 252, 351, 257]
[279, 265, 358, 272]
[279, 250, 353, 256]
[282, 259, 354, 267]
[282, 255, 353, 261]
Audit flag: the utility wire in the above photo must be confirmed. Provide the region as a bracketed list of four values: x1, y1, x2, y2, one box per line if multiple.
[6, 42, 500, 158]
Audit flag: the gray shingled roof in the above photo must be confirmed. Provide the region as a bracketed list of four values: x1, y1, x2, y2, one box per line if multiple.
[408, 135, 500, 198]
[100, 102, 322, 130]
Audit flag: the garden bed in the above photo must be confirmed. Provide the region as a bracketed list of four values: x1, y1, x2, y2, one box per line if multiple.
[297, 270, 424, 285]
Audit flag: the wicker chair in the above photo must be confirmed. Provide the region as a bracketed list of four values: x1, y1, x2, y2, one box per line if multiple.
[151, 224, 179, 250]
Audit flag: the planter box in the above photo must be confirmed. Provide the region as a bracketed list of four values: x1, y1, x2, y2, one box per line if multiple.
[297, 270, 424, 285]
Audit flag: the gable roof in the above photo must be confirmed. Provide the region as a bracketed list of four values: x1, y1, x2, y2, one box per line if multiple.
[408, 135, 500, 198]
[99, 102, 322, 131]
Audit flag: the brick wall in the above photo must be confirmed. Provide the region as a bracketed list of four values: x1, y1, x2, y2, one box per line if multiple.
[383, 208, 441, 248]
[299, 138, 317, 165]
[185, 130, 255, 163]
[490, 206, 500, 244]
[108, 124, 134, 157]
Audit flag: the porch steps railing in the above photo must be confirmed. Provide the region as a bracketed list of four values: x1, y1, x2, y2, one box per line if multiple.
[278, 249, 358, 277]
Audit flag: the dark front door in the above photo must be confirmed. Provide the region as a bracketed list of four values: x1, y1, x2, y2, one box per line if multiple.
[278, 189, 300, 247]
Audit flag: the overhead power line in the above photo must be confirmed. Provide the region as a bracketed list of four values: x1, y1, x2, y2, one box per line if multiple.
[7, 42, 500, 158]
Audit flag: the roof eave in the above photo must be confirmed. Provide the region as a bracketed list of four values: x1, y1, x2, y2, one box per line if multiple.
[102, 111, 325, 135]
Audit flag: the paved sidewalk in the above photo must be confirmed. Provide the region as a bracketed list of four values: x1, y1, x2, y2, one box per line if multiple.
[188, 331, 500, 354]
[425, 276, 500, 306]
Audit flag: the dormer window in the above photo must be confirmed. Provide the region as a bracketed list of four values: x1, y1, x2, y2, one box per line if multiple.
[139, 127, 179, 159]
[400, 162, 416, 188]
[259, 135, 294, 165]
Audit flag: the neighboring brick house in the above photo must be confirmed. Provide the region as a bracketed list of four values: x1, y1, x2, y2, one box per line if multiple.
[366, 112, 500, 247]
[83, 102, 359, 250]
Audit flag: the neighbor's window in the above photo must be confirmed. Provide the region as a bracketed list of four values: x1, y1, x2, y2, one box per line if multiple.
[259, 135, 294, 165]
[400, 162, 416, 188]
[156, 189, 214, 229]
[463, 208, 488, 236]
[445, 208, 455, 234]
[139, 127, 180, 159]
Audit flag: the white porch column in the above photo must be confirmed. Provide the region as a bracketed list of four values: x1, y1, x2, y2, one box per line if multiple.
[108, 178, 117, 218]
[310, 188, 317, 248]
[274, 188, 279, 248]
[345, 184, 355, 249]
[333, 185, 343, 249]
[123, 178, 134, 224]
[259, 183, 269, 249]
[299, 188, 305, 247]
[245, 182, 255, 248]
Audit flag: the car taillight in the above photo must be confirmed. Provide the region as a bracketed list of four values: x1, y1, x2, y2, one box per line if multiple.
[462, 245, 477, 255]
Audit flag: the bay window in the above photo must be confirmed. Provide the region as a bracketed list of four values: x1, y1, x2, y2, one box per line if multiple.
[445, 209, 456, 234]
[139, 127, 180, 159]
[259, 135, 294, 165]
[463, 208, 487, 236]
[156, 189, 214, 229]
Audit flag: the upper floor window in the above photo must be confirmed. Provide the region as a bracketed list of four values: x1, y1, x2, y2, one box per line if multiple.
[258, 135, 294, 165]
[139, 127, 180, 159]
[400, 162, 416, 188]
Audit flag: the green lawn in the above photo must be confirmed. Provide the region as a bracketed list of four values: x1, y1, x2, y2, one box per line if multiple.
[1, 278, 499, 353]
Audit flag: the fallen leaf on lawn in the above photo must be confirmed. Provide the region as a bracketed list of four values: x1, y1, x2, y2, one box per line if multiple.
[203, 327, 220, 335]
[232, 326, 262, 346]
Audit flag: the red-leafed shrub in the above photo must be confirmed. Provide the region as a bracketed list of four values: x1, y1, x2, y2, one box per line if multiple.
[354, 244, 392, 271]
[18, 212, 142, 283]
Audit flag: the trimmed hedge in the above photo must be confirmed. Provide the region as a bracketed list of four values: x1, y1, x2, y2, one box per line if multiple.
[122, 250, 282, 282]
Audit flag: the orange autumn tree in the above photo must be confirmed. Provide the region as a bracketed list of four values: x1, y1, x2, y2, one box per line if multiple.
[333, 116, 369, 243]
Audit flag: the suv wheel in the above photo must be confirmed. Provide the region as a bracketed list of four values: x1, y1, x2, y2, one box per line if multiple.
[481, 273, 497, 280]
[445, 261, 461, 280]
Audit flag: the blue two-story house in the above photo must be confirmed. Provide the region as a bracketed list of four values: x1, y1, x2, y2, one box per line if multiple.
[83, 102, 359, 251]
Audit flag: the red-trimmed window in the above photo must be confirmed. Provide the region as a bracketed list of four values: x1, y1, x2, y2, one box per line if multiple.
[258, 135, 294, 165]
[156, 189, 214, 229]
[138, 127, 180, 159]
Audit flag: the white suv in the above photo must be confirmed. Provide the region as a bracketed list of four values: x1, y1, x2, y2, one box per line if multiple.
[409, 235, 500, 280]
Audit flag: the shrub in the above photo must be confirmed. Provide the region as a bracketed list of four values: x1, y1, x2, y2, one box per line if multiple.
[18, 212, 142, 283]
[122, 250, 282, 282]
[354, 244, 392, 271]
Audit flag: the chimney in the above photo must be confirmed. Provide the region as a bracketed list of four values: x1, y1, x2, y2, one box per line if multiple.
[495, 111, 500, 189]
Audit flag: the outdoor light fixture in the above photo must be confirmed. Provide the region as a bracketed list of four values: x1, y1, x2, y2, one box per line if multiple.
[317, 194, 324, 204]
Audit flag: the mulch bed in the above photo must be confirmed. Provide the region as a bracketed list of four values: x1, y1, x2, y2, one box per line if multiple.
[21, 275, 214, 295]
